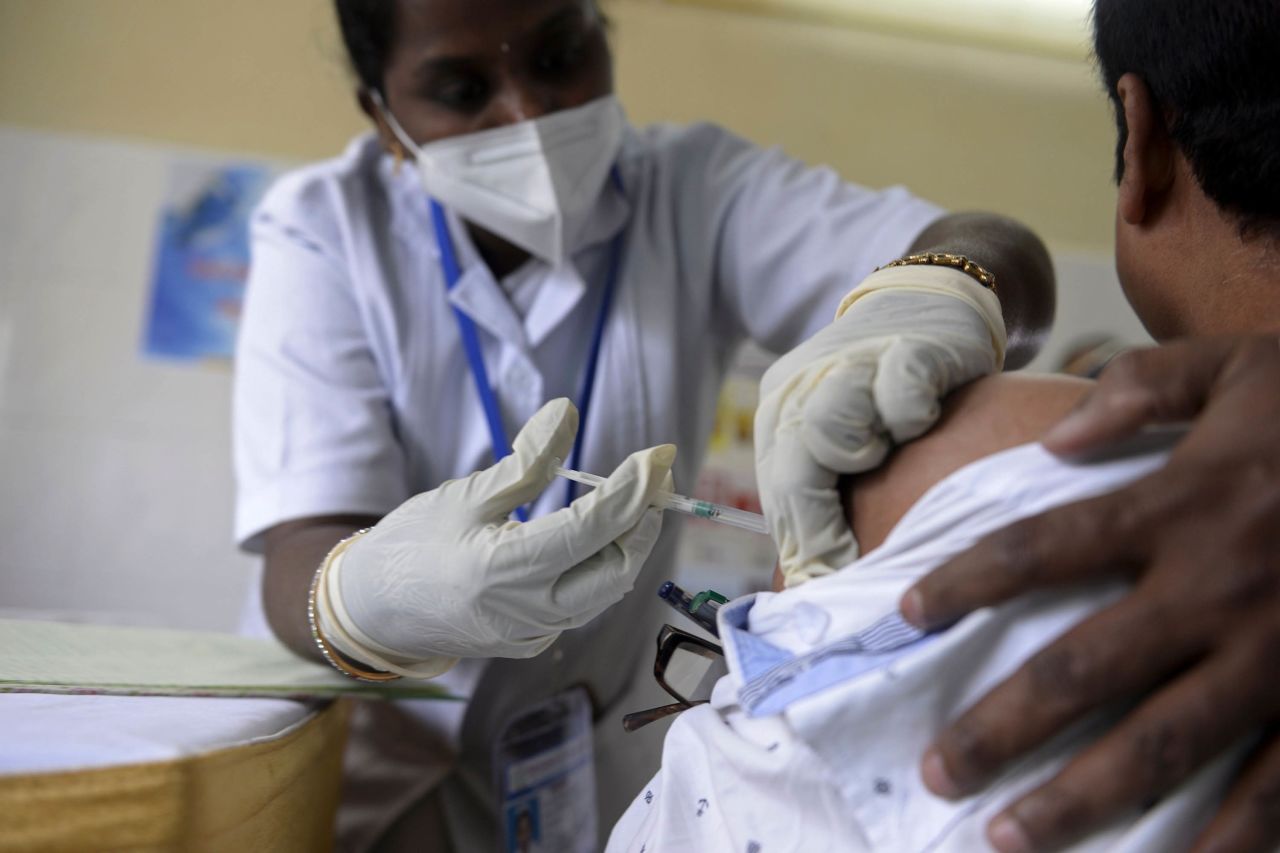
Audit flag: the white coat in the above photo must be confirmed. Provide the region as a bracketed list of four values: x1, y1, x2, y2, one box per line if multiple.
[233, 121, 942, 850]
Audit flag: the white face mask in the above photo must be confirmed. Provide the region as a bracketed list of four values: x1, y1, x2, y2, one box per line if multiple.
[373, 93, 626, 268]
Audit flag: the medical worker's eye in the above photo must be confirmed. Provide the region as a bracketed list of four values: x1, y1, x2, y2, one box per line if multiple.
[535, 39, 585, 77]
[428, 73, 491, 113]
[532, 25, 596, 80]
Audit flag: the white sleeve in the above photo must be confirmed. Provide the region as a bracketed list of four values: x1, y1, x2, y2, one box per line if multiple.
[670, 125, 945, 354]
[232, 183, 409, 552]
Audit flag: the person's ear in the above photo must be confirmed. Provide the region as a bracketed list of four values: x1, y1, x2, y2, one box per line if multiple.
[1116, 73, 1175, 227]
[357, 88, 408, 164]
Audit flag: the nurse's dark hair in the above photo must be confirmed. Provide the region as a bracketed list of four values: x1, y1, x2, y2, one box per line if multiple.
[332, 0, 609, 96]
[1092, 0, 1280, 236]
[334, 0, 394, 94]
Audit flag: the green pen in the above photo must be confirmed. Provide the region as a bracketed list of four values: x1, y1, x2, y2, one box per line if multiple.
[658, 581, 728, 637]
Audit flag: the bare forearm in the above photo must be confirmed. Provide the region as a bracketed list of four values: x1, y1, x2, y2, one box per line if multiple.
[261, 515, 380, 663]
[909, 211, 1055, 370]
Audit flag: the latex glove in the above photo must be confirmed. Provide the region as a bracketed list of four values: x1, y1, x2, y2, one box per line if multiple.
[315, 398, 675, 678]
[755, 265, 1005, 587]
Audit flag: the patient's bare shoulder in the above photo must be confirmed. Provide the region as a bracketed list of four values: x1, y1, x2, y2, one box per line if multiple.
[847, 373, 1094, 552]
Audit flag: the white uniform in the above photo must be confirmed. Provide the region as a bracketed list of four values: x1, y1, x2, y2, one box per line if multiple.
[608, 442, 1243, 853]
[233, 123, 942, 850]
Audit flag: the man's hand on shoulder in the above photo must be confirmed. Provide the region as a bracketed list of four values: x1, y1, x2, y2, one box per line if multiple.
[901, 336, 1280, 853]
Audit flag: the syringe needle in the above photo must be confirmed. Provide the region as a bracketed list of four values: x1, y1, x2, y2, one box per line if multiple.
[552, 463, 769, 536]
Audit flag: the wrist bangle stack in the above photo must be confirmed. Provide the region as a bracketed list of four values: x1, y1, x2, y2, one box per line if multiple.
[307, 530, 401, 683]
[875, 252, 997, 293]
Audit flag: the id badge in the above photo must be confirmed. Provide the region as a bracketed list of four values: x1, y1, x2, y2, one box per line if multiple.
[495, 687, 596, 853]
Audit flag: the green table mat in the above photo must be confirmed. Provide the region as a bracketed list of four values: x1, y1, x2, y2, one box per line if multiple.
[0, 619, 457, 701]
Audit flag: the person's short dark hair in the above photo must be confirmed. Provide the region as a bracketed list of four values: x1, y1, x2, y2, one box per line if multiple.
[334, 0, 395, 94]
[1093, 0, 1280, 236]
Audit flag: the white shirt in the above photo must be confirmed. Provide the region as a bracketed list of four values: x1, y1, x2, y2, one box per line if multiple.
[232, 121, 942, 848]
[608, 442, 1242, 853]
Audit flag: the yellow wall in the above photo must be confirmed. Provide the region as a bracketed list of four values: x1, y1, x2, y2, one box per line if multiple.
[0, 0, 1118, 252]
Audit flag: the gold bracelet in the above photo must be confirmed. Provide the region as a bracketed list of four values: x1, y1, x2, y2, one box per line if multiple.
[307, 530, 402, 683]
[876, 252, 997, 293]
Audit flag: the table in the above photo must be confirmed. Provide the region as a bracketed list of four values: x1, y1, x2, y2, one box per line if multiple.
[0, 694, 348, 851]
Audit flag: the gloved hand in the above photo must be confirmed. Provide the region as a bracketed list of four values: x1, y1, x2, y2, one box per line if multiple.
[314, 398, 675, 678]
[755, 265, 1006, 587]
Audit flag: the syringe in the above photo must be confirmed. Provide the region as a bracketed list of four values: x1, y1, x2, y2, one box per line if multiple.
[552, 462, 769, 535]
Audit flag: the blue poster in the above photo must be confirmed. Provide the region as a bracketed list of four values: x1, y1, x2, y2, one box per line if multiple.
[142, 161, 275, 362]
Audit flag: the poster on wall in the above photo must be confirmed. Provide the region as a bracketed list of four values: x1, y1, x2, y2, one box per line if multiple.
[141, 160, 276, 363]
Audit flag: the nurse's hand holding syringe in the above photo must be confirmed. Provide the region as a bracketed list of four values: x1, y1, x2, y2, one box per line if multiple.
[553, 461, 769, 535]
[310, 399, 675, 678]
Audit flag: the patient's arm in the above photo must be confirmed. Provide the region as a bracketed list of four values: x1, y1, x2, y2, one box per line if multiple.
[846, 373, 1093, 553]
[767, 373, 1092, 590]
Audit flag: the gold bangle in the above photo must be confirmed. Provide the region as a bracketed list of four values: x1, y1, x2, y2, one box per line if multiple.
[876, 252, 997, 293]
[307, 530, 401, 683]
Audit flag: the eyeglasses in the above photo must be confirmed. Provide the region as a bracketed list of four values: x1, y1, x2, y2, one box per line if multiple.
[622, 584, 729, 732]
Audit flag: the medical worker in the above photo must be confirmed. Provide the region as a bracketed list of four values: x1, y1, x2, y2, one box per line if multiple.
[233, 0, 1052, 847]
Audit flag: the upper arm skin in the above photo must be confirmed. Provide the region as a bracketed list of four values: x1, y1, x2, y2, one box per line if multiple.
[846, 374, 1094, 552]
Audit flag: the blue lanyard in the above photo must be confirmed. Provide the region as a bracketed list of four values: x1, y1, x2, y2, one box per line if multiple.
[429, 187, 625, 519]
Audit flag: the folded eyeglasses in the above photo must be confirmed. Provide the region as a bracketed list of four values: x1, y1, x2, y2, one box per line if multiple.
[622, 582, 729, 733]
